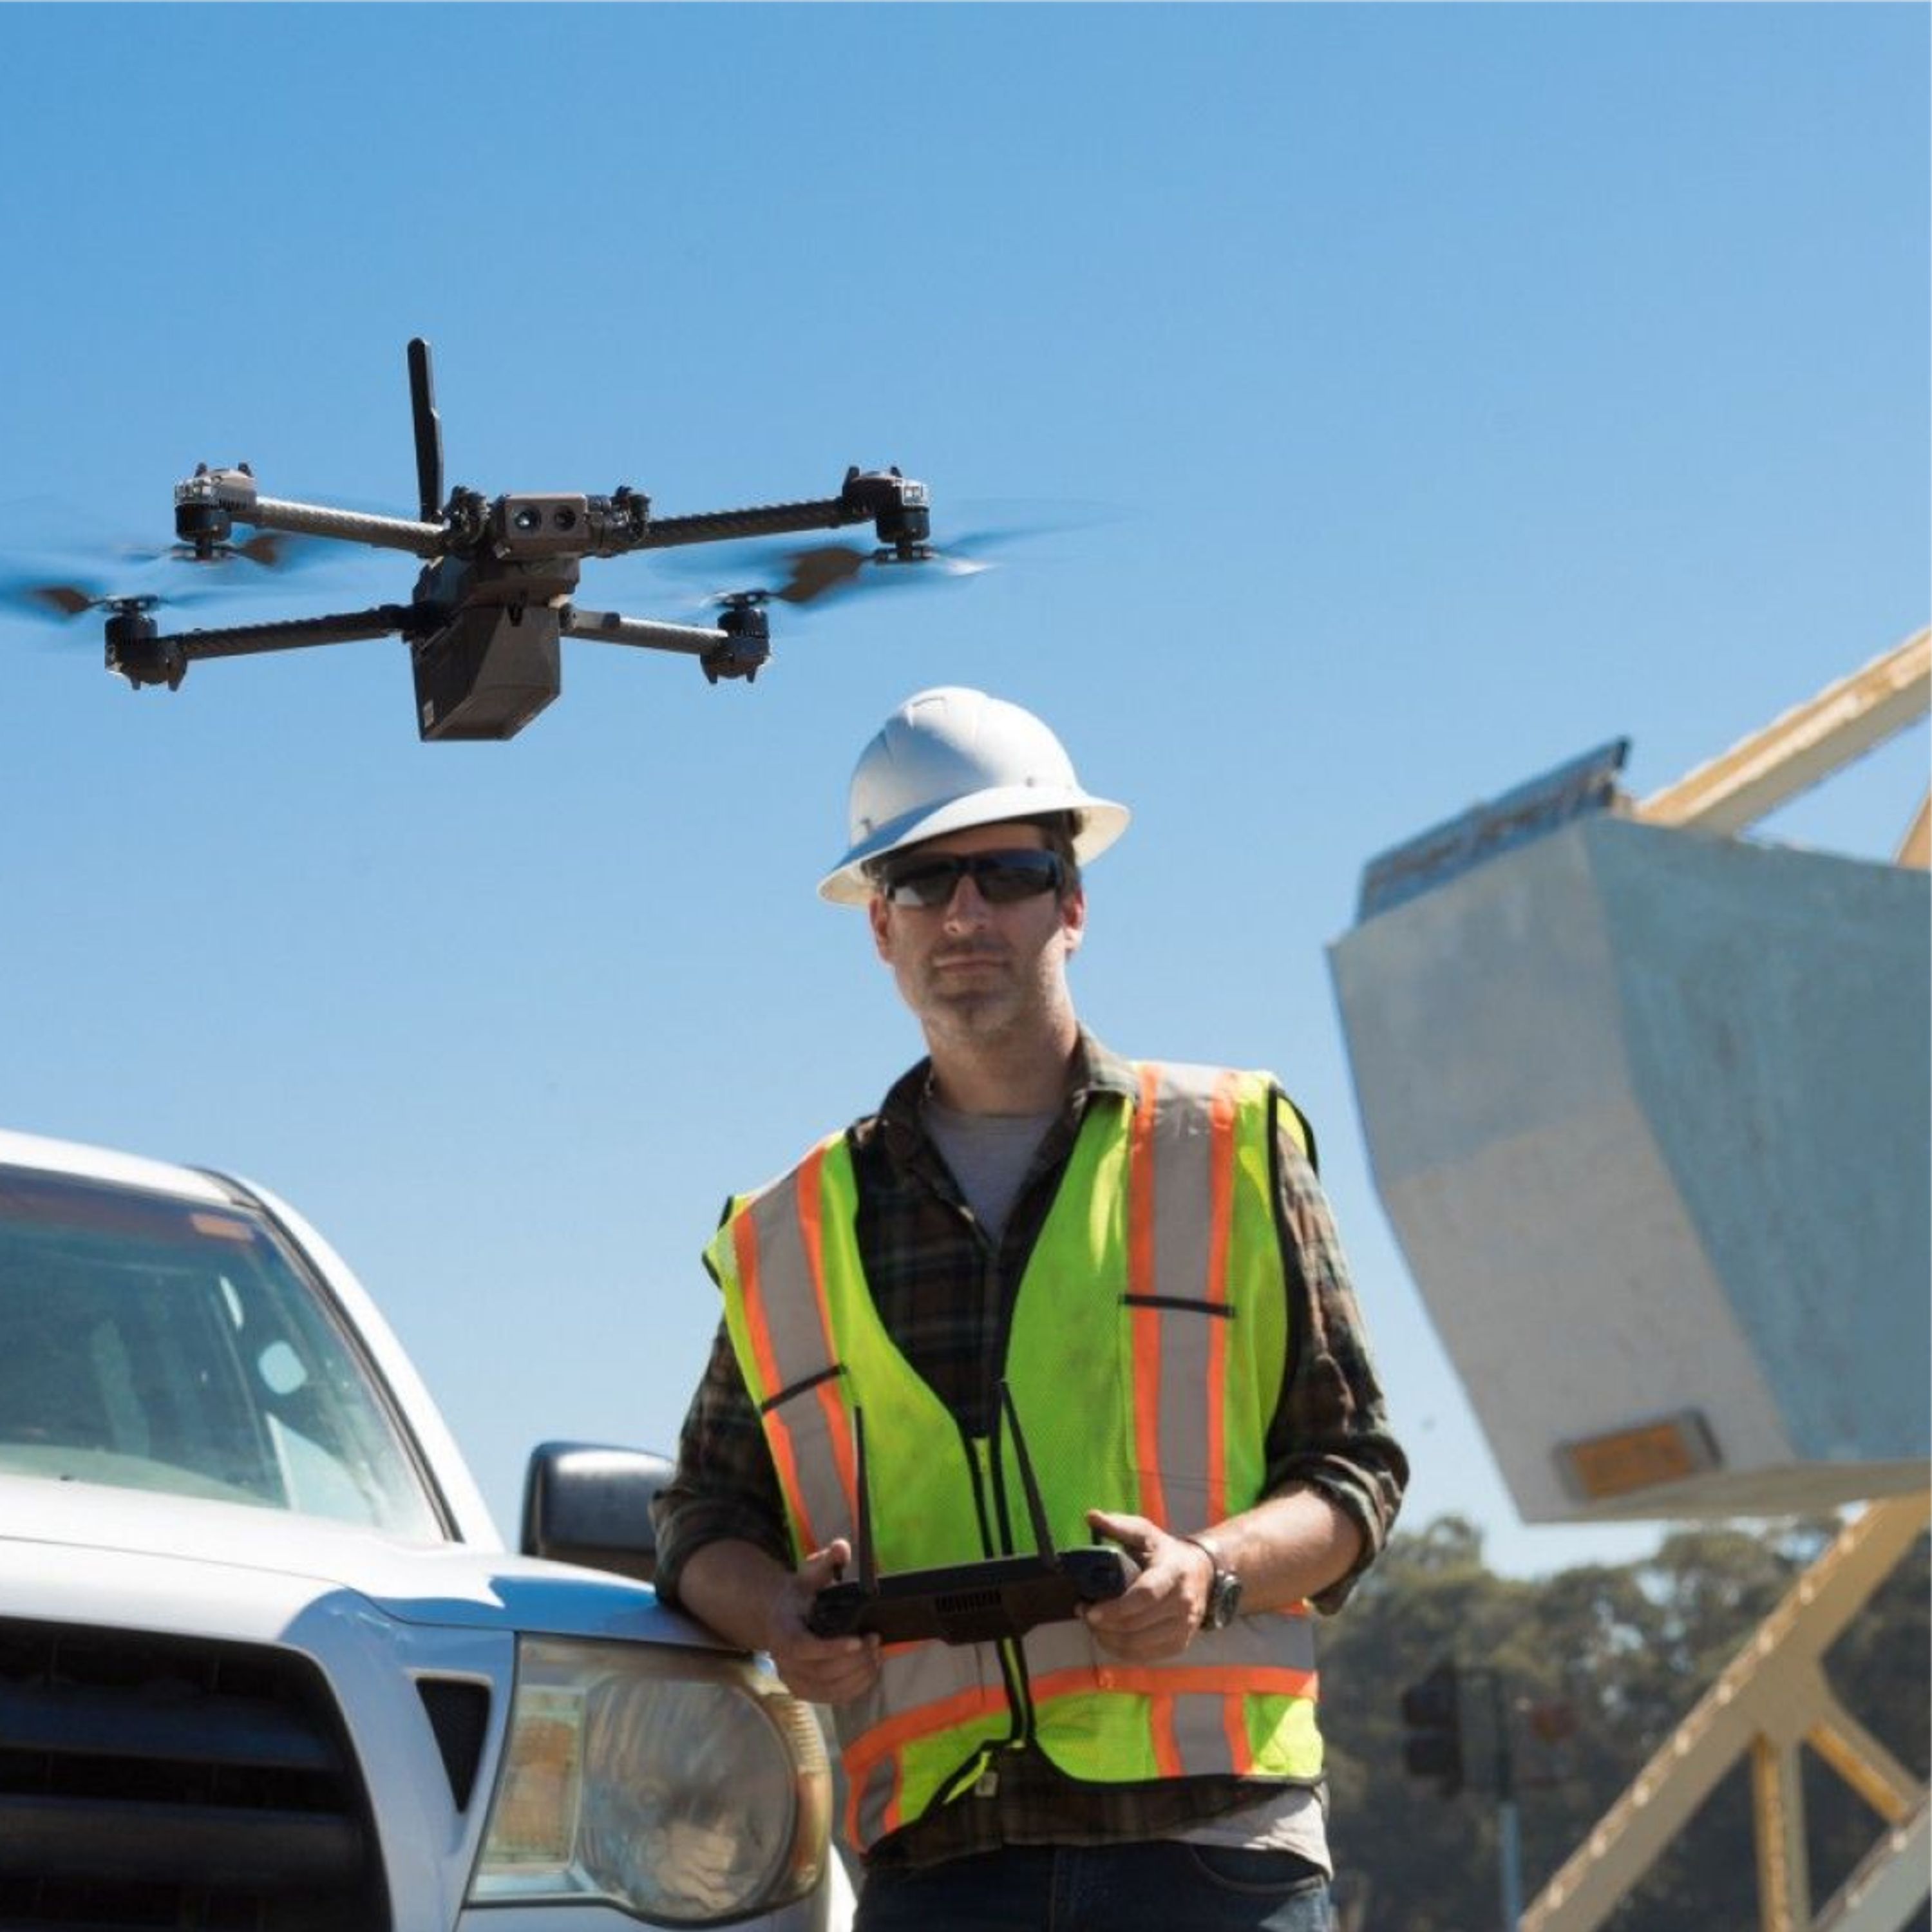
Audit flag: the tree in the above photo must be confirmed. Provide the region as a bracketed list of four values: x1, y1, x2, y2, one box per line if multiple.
[1317, 1516, 1929, 1932]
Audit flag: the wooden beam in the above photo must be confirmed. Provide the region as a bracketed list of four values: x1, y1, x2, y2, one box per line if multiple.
[1897, 790, 1930, 869]
[1813, 1796, 1931, 1932]
[1523, 1495, 1931, 1932]
[1637, 630, 1930, 835]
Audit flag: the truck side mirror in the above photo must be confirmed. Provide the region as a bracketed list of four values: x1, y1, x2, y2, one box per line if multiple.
[520, 1441, 673, 1585]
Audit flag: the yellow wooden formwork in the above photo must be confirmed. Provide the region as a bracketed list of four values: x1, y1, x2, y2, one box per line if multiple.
[1522, 1493, 1929, 1932]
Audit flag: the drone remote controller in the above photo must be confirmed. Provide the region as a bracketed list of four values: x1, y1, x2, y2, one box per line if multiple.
[803, 1388, 1141, 1649]
[806, 1545, 1137, 1648]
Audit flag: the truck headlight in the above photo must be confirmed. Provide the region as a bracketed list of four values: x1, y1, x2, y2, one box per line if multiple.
[470, 1637, 831, 1924]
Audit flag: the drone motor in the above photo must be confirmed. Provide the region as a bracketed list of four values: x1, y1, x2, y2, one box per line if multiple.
[701, 597, 772, 685]
[838, 467, 930, 556]
[102, 601, 186, 692]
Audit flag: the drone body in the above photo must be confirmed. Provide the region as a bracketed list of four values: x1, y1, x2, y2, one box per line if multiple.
[88, 338, 933, 741]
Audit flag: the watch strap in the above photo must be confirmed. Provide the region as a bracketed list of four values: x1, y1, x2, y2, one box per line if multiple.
[1180, 1531, 1224, 1573]
[1180, 1532, 1234, 1629]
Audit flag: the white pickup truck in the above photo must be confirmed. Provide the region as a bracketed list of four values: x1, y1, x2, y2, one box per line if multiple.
[0, 1126, 853, 1931]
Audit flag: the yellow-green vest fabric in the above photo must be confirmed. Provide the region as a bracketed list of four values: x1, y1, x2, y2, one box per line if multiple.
[707, 1061, 1325, 1852]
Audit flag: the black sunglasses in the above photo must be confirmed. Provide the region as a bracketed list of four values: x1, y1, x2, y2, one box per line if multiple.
[878, 848, 1066, 908]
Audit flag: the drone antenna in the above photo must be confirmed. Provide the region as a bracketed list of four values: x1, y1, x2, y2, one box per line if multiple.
[407, 337, 444, 525]
[998, 1380, 1061, 1564]
[851, 1408, 878, 1595]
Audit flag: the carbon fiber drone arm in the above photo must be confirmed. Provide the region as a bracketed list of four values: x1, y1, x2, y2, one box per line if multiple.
[560, 607, 728, 657]
[239, 496, 445, 558]
[174, 466, 446, 559]
[193, 482, 870, 561]
[104, 603, 423, 692]
[562, 601, 770, 687]
[166, 605, 421, 660]
[630, 467, 929, 554]
[630, 494, 866, 552]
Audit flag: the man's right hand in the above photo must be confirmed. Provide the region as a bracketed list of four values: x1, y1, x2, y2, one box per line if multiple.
[674, 1533, 882, 1703]
[762, 1539, 883, 1704]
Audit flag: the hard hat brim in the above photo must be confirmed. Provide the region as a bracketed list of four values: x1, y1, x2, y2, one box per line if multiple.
[818, 786, 1130, 905]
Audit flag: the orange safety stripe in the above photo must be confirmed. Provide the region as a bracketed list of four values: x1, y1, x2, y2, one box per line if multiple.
[1150, 1692, 1183, 1779]
[793, 1146, 859, 1530]
[843, 1748, 909, 1850]
[1129, 1061, 1166, 1528]
[1205, 1071, 1238, 1527]
[1222, 1693, 1251, 1774]
[1031, 1663, 1319, 1703]
[842, 1681, 1010, 1785]
[734, 1211, 819, 1553]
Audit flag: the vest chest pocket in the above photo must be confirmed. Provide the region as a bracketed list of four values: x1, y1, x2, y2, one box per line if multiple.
[1121, 1293, 1236, 1524]
[756, 1367, 857, 1562]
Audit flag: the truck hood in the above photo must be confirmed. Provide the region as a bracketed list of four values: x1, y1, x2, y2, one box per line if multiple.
[0, 1472, 728, 1650]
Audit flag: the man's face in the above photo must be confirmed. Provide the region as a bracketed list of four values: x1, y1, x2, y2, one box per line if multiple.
[867, 822, 1085, 1050]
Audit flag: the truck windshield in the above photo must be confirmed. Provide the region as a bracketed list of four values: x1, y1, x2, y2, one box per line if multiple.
[0, 1164, 442, 1539]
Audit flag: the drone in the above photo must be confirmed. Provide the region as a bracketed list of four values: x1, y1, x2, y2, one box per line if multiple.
[14, 338, 943, 741]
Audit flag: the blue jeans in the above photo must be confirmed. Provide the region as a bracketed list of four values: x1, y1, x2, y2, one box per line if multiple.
[855, 1842, 1333, 1931]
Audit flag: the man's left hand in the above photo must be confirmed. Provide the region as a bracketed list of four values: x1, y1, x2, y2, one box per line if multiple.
[1077, 1508, 1211, 1660]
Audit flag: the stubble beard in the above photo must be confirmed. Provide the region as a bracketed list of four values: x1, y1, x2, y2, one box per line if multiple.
[906, 945, 1070, 1054]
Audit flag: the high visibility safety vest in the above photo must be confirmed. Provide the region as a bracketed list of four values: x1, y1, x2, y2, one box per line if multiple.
[706, 1061, 1325, 1853]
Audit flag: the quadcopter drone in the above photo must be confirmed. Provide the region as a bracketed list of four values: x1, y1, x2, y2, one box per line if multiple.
[15, 338, 945, 741]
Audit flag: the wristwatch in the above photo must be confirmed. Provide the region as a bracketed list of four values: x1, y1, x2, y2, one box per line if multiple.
[1182, 1533, 1243, 1631]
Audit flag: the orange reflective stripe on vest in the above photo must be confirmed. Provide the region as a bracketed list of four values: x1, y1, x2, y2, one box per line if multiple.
[1034, 1661, 1320, 1779]
[1127, 1063, 1246, 1529]
[841, 1677, 1008, 1846]
[728, 1137, 858, 1557]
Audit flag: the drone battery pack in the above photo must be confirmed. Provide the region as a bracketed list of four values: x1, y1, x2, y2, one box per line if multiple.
[807, 1544, 1137, 1647]
[413, 607, 562, 741]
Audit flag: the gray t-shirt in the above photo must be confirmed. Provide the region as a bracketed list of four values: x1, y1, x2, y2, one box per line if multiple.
[921, 1098, 1057, 1245]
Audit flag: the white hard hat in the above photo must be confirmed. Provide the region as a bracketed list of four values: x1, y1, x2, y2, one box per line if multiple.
[819, 686, 1130, 905]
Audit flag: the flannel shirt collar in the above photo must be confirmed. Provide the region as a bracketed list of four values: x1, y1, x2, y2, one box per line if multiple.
[873, 1028, 1141, 1167]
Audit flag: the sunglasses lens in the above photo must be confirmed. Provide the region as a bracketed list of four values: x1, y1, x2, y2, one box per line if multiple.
[882, 849, 1063, 907]
[884, 864, 959, 908]
[976, 854, 1062, 902]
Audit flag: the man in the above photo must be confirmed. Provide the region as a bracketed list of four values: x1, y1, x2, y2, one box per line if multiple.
[654, 687, 1406, 1931]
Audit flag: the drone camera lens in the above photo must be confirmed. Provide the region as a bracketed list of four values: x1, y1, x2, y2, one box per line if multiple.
[513, 507, 542, 534]
[551, 507, 577, 532]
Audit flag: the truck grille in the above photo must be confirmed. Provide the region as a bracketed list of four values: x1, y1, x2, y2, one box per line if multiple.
[0, 1618, 390, 1930]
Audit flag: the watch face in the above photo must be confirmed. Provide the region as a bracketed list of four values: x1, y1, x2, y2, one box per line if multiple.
[1207, 1569, 1242, 1630]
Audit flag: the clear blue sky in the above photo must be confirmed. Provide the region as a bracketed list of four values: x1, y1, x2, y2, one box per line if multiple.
[3, 5, 1925, 1578]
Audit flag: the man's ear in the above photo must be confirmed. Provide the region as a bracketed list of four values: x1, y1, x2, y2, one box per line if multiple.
[868, 893, 894, 962]
[1061, 885, 1086, 954]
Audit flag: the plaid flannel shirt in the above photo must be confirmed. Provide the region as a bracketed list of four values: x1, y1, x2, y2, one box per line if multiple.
[652, 1032, 1406, 1868]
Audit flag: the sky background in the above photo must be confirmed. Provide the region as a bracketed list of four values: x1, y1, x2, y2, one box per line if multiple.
[2, 5, 1925, 1580]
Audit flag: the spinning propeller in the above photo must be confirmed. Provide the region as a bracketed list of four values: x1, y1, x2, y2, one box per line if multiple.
[654, 506, 1089, 620]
